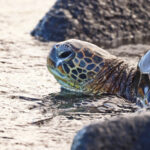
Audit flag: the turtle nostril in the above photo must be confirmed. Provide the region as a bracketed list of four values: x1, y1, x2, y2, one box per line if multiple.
[59, 51, 72, 59]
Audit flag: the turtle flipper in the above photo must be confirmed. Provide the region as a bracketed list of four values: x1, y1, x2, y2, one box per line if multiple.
[137, 50, 150, 106]
[138, 50, 150, 74]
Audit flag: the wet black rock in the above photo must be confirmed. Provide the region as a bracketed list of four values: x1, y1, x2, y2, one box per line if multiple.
[31, 0, 150, 48]
[71, 112, 150, 150]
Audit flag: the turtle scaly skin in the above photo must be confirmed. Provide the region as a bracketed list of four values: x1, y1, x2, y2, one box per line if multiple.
[47, 39, 150, 105]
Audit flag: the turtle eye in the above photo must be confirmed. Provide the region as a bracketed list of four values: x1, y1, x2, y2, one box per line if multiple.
[59, 51, 72, 59]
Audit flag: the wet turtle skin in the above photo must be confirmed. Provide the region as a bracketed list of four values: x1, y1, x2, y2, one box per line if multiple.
[47, 39, 150, 104]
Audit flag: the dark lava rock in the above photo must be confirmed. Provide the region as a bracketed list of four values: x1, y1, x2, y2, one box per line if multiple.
[71, 112, 150, 150]
[31, 0, 150, 48]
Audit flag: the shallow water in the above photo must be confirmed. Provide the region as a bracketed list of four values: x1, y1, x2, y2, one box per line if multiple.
[0, 0, 150, 149]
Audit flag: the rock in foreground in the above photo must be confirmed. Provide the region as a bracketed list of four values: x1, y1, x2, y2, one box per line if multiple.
[71, 112, 150, 150]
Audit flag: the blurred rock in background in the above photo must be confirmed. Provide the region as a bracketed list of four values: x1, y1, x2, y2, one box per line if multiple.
[31, 0, 150, 48]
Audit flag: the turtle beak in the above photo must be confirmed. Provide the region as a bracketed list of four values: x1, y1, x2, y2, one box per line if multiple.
[47, 45, 58, 68]
[138, 50, 150, 74]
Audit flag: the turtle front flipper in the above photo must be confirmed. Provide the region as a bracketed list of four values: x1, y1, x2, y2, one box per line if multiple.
[139, 50, 150, 74]
[137, 50, 150, 106]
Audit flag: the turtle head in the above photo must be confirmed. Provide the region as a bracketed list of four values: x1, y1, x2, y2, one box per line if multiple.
[137, 50, 150, 106]
[47, 39, 104, 94]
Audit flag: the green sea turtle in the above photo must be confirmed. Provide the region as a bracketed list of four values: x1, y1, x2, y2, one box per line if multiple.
[47, 39, 150, 105]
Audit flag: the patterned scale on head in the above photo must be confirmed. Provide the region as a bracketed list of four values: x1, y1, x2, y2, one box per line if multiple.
[47, 39, 150, 105]
[47, 39, 115, 94]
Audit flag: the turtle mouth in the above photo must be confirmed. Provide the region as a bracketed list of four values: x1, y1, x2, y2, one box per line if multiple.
[47, 64, 85, 93]
[47, 65, 66, 82]
[47, 58, 68, 82]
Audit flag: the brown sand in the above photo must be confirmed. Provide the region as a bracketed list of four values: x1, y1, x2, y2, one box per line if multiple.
[0, 0, 150, 150]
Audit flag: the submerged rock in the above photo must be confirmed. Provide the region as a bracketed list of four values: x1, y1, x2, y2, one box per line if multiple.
[31, 0, 150, 48]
